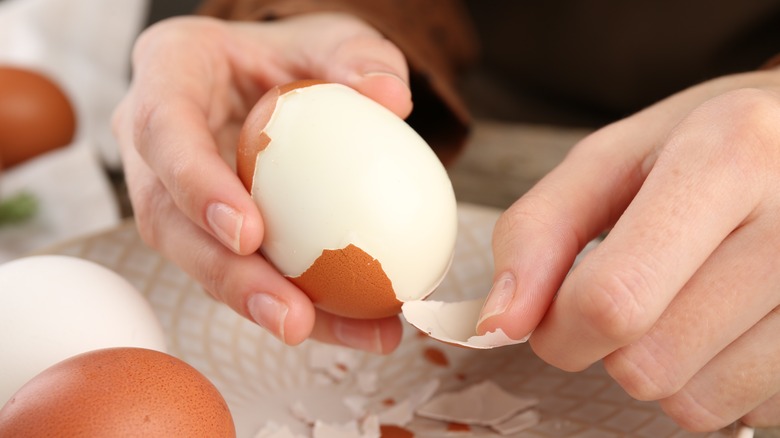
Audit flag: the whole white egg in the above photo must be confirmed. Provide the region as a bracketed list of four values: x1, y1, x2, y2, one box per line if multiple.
[0, 255, 166, 404]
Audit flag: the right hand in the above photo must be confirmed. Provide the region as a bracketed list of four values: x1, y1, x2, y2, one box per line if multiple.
[112, 13, 412, 353]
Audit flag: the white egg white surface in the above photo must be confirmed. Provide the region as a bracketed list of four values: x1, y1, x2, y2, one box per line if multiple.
[252, 83, 457, 302]
[0, 255, 166, 404]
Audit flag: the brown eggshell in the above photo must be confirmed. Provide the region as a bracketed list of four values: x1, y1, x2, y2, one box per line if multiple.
[0, 347, 235, 437]
[237, 79, 328, 193]
[0, 66, 77, 168]
[289, 244, 402, 319]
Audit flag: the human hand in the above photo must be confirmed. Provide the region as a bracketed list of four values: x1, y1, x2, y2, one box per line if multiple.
[112, 13, 412, 353]
[477, 70, 780, 430]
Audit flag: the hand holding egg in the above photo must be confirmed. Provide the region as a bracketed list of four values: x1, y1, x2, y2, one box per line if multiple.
[112, 15, 414, 353]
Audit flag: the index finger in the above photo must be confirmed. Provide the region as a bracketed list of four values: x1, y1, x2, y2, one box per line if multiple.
[126, 20, 265, 255]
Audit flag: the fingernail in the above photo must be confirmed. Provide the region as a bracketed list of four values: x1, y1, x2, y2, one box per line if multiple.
[334, 319, 383, 354]
[362, 71, 407, 85]
[248, 293, 288, 343]
[206, 202, 243, 253]
[361, 71, 409, 89]
[477, 272, 516, 327]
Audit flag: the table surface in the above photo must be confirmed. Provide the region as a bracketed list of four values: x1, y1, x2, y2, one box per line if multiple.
[448, 120, 588, 209]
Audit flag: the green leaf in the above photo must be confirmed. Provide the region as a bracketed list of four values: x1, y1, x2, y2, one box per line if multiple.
[0, 192, 39, 226]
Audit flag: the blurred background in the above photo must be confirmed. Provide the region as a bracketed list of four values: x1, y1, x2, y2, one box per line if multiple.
[0, 0, 204, 262]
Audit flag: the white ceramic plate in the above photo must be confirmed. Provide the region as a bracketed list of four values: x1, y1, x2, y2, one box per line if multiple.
[42, 203, 751, 438]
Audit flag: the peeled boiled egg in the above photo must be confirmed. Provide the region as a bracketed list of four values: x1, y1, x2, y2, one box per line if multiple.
[238, 81, 458, 320]
[238, 81, 545, 349]
[0, 347, 235, 437]
[0, 255, 167, 404]
[0, 66, 77, 168]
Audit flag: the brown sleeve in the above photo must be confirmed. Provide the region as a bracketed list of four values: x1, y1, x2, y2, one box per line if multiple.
[760, 53, 780, 70]
[197, 0, 479, 165]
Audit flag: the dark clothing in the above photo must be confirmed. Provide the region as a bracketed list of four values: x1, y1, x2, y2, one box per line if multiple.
[186, 0, 780, 157]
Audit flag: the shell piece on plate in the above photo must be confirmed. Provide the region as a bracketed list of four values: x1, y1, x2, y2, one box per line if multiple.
[490, 409, 541, 435]
[253, 422, 306, 438]
[377, 378, 440, 427]
[416, 380, 538, 427]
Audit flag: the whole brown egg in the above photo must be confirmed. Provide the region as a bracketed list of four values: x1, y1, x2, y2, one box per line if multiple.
[0, 347, 236, 437]
[0, 66, 77, 168]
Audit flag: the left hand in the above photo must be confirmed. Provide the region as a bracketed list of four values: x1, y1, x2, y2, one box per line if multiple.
[111, 14, 412, 354]
[476, 69, 780, 431]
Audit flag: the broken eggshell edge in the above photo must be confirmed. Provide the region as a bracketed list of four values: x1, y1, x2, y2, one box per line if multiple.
[402, 238, 601, 349]
[401, 299, 529, 349]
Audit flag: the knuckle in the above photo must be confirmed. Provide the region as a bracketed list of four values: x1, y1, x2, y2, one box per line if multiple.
[574, 256, 658, 344]
[165, 150, 198, 207]
[130, 98, 158, 158]
[716, 89, 779, 149]
[189, 244, 230, 302]
[134, 16, 220, 56]
[131, 181, 232, 305]
[605, 343, 682, 401]
[496, 192, 561, 232]
[680, 88, 780, 185]
[740, 407, 776, 429]
[131, 184, 164, 251]
[492, 193, 569, 253]
[491, 207, 524, 251]
[660, 389, 733, 432]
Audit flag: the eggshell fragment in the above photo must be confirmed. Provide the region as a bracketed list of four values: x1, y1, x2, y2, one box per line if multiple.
[0, 347, 235, 437]
[415, 380, 538, 427]
[311, 421, 364, 438]
[403, 238, 601, 348]
[254, 422, 306, 438]
[238, 81, 457, 319]
[289, 395, 361, 427]
[307, 343, 360, 382]
[377, 379, 440, 426]
[402, 299, 529, 349]
[312, 415, 379, 438]
[489, 409, 540, 435]
[356, 371, 379, 394]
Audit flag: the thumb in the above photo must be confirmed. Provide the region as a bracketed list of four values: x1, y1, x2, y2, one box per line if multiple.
[476, 191, 586, 340]
[277, 13, 413, 119]
[347, 71, 413, 120]
[475, 121, 647, 339]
